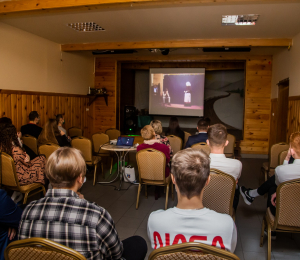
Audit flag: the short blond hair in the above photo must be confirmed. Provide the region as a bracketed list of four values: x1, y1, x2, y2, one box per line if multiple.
[290, 132, 300, 157]
[45, 147, 86, 188]
[141, 125, 155, 140]
[150, 120, 163, 135]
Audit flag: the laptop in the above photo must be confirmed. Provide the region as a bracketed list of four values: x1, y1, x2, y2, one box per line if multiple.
[116, 137, 135, 149]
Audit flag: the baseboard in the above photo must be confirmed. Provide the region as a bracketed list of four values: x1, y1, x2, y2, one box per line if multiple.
[241, 154, 268, 159]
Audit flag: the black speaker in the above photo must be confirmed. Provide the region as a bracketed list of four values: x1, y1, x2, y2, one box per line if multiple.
[124, 106, 137, 134]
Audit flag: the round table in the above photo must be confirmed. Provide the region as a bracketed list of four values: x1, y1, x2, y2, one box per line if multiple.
[99, 144, 137, 190]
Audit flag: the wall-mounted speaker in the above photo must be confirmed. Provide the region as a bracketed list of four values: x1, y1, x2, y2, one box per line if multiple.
[124, 106, 137, 134]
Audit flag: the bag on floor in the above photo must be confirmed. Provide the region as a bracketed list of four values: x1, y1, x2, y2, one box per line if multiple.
[123, 165, 136, 183]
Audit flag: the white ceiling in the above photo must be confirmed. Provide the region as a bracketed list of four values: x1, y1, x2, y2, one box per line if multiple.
[1, 3, 300, 45]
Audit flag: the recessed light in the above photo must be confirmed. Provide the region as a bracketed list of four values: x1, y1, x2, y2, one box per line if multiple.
[67, 22, 105, 32]
[222, 14, 259, 26]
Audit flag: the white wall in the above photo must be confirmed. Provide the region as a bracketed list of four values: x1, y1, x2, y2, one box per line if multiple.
[272, 31, 300, 98]
[0, 22, 94, 95]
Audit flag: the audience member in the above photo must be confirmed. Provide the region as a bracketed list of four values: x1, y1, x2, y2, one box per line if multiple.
[207, 124, 242, 210]
[165, 116, 185, 144]
[185, 118, 209, 148]
[137, 125, 171, 200]
[18, 147, 147, 260]
[0, 124, 46, 203]
[0, 189, 23, 260]
[20, 111, 42, 139]
[240, 132, 300, 217]
[147, 149, 237, 252]
[38, 119, 71, 147]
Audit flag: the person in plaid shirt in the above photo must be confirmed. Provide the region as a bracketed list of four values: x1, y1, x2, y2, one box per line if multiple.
[18, 147, 147, 260]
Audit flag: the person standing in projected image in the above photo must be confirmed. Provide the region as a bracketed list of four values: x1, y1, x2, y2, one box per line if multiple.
[184, 81, 192, 107]
[165, 116, 185, 144]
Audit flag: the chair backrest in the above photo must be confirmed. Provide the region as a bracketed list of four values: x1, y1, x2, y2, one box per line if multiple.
[224, 134, 236, 158]
[278, 150, 288, 166]
[203, 169, 236, 216]
[167, 135, 182, 155]
[274, 178, 300, 229]
[269, 143, 289, 169]
[0, 152, 21, 189]
[184, 131, 191, 148]
[5, 237, 86, 260]
[136, 148, 166, 182]
[105, 128, 121, 140]
[68, 127, 83, 138]
[191, 142, 211, 155]
[38, 143, 61, 159]
[71, 137, 93, 163]
[92, 132, 110, 155]
[22, 134, 38, 155]
[148, 242, 240, 260]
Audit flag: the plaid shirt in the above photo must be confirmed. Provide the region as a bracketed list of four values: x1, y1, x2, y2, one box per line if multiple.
[18, 189, 123, 260]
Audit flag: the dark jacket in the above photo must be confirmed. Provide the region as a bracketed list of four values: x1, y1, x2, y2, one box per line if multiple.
[185, 132, 208, 148]
[21, 124, 42, 139]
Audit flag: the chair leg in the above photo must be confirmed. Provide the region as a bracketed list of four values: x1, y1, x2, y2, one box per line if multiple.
[165, 184, 169, 210]
[110, 157, 113, 175]
[172, 184, 174, 200]
[145, 184, 147, 198]
[23, 192, 29, 204]
[101, 162, 104, 178]
[260, 216, 265, 247]
[136, 184, 142, 209]
[267, 223, 272, 260]
[42, 186, 46, 196]
[93, 164, 98, 186]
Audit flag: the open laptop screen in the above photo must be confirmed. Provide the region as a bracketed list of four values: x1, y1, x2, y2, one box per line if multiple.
[116, 137, 134, 147]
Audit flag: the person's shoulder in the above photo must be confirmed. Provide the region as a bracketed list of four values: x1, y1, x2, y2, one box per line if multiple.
[226, 157, 242, 166]
[205, 208, 235, 226]
[0, 189, 8, 199]
[149, 209, 171, 221]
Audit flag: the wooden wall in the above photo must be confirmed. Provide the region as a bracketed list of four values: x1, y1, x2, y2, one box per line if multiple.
[287, 96, 300, 140]
[0, 90, 92, 138]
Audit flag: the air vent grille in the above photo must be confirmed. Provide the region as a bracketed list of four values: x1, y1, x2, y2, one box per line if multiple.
[222, 14, 259, 26]
[67, 22, 105, 32]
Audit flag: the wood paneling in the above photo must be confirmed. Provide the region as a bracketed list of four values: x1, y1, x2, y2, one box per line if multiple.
[287, 96, 300, 141]
[0, 90, 91, 138]
[269, 98, 278, 148]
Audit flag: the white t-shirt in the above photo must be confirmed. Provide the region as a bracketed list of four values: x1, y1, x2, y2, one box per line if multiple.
[209, 153, 242, 181]
[147, 207, 237, 253]
[275, 159, 300, 186]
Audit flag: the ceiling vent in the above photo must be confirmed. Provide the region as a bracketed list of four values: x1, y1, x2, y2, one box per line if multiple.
[67, 22, 105, 32]
[222, 14, 259, 26]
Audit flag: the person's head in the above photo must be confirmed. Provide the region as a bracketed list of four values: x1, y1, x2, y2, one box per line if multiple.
[289, 132, 300, 158]
[171, 148, 210, 199]
[141, 125, 155, 140]
[205, 117, 211, 126]
[197, 118, 209, 132]
[150, 120, 163, 135]
[207, 124, 228, 149]
[38, 119, 60, 145]
[0, 117, 12, 131]
[45, 147, 86, 190]
[0, 123, 21, 156]
[29, 111, 40, 124]
[56, 114, 65, 126]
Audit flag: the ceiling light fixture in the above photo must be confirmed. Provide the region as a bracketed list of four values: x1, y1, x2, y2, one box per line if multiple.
[222, 14, 259, 26]
[67, 22, 105, 32]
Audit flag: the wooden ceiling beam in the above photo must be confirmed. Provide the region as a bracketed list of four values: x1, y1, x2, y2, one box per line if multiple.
[61, 38, 292, 52]
[1, 0, 300, 15]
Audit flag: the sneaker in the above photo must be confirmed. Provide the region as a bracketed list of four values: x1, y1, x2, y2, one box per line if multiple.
[240, 186, 255, 205]
[264, 229, 277, 240]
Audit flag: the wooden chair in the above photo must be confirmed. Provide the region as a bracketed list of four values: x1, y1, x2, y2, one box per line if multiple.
[260, 178, 300, 260]
[148, 242, 240, 260]
[38, 143, 60, 159]
[71, 137, 101, 185]
[262, 142, 289, 181]
[166, 135, 182, 155]
[191, 142, 211, 155]
[105, 128, 121, 141]
[203, 169, 236, 220]
[136, 148, 173, 210]
[224, 134, 236, 158]
[0, 152, 46, 204]
[68, 127, 83, 138]
[4, 237, 86, 260]
[22, 134, 38, 155]
[183, 131, 191, 148]
[92, 132, 113, 177]
[278, 150, 288, 165]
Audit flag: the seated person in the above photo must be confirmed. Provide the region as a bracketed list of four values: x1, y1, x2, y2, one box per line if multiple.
[165, 116, 185, 144]
[38, 119, 71, 147]
[240, 132, 300, 217]
[18, 147, 147, 260]
[0, 189, 23, 260]
[20, 111, 42, 139]
[207, 124, 242, 210]
[147, 149, 237, 252]
[56, 114, 71, 141]
[185, 118, 209, 148]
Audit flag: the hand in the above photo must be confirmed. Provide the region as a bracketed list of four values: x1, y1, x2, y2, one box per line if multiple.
[24, 153, 30, 163]
[285, 147, 292, 161]
[8, 228, 17, 241]
[76, 192, 84, 199]
[17, 132, 22, 138]
[271, 193, 277, 207]
[67, 136, 72, 141]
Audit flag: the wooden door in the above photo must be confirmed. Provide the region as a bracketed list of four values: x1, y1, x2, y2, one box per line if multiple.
[276, 81, 289, 143]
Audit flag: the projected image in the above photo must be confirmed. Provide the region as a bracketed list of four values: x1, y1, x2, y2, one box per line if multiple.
[149, 69, 205, 117]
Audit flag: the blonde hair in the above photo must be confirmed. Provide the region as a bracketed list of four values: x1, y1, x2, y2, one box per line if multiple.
[38, 119, 60, 146]
[150, 120, 163, 135]
[290, 132, 300, 157]
[45, 147, 86, 188]
[141, 125, 155, 140]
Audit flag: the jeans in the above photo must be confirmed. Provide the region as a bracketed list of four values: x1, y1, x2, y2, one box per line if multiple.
[257, 175, 277, 215]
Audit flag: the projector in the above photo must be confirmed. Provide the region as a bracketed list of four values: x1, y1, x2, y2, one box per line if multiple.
[110, 139, 117, 145]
